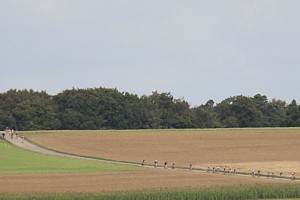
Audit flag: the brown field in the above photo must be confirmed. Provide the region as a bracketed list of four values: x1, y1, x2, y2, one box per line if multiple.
[0, 169, 293, 194]
[1, 128, 300, 194]
[27, 128, 300, 175]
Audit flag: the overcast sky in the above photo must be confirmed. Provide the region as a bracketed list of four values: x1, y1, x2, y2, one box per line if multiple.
[1, 0, 299, 106]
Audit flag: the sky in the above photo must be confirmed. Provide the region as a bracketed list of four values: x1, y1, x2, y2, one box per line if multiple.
[1, 0, 300, 106]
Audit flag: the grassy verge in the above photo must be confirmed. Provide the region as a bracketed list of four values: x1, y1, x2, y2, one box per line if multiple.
[1, 184, 300, 200]
[0, 140, 140, 174]
[22, 127, 300, 137]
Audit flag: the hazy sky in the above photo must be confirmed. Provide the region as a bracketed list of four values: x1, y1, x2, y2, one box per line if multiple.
[1, 0, 300, 106]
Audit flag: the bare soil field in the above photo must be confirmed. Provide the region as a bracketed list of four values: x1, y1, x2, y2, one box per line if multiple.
[27, 128, 300, 175]
[0, 169, 291, 194]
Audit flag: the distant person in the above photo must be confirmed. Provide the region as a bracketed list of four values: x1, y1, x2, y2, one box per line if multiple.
[21, 136, 25, 143]
[267, 171, 270, 179]
[279, 172, 283, 177]
[252, 170, 255, 177]
[223, 166, 226, 174]
[172, 163, 175, 169]
[141, 159, 145, 166]
[271, 172, 275, 178]
[189, 163, 193, 171]
[213, 166, 216, 173]
[6, 128, 11, 139]
[154, 160, 158, 168]
[257, 170, 261, 177]
[292, 172, 296, 181]
[1, 131, 5, 139]
[212, 166, 216, 173]
[233, 168, 237, 175]
[164, 161, 168, 169]
[207, 166, 210, 172]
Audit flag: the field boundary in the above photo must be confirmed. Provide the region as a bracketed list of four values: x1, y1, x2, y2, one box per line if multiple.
[21, 127, 300, 137]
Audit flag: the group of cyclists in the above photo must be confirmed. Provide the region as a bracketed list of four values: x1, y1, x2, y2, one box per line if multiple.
[141, 159, 297, 181]
[142, 159, 193, 171]
[1, 127, 24, 142]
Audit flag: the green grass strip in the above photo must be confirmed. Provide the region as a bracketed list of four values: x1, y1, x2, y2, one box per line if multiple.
[0, 140, 140, 174]
[22, 127, 300, 137]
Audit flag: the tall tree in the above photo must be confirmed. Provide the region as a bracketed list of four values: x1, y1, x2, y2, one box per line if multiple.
[286, 100, 300, 127]
[191, 100, 219, 128]
[215, 96, 265, 127]
[0, 89, 59, 130]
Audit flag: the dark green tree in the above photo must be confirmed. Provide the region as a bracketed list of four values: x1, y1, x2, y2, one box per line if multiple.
[286, 100, 300, 127]
[0, 89, 59, 130]
[191, 100, 219, 128]
[215, 96, 265, 127]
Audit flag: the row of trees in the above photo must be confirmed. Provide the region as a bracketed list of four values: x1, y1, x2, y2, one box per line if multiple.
[0, 88, 300, 130]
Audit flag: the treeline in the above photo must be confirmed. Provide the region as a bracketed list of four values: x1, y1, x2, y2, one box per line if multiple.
[0, 88, 300, 130]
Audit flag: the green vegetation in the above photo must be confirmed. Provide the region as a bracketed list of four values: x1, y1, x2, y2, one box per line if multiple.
[23, 127, 300, 137]
[1, 88, 300, 130]
[0, 141, 140, 174]
[1, 185, 300, 200]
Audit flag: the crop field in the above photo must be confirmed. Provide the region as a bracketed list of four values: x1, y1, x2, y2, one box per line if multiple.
[26, 128, 300, 175]
[1, 128, 300, 199]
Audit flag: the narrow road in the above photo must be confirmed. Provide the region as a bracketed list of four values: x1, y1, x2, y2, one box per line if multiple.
[4, 133, 298, 182]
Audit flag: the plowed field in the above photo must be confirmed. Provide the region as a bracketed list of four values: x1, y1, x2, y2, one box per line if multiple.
[0, 170, 288, 194]
[27, 128, 300, 175]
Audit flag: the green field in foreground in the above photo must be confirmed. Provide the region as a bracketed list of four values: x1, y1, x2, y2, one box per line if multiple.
[1, 185, 300, 200]
[0, 140, 140, 174]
